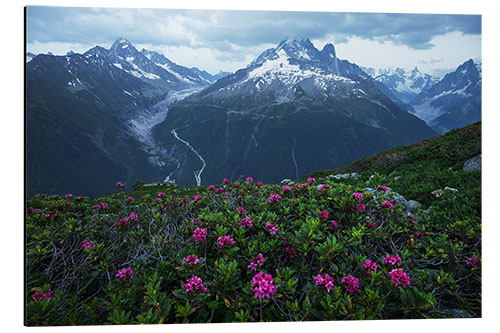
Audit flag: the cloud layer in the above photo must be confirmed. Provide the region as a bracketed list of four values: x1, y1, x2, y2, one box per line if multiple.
[26, 7, 481, 74]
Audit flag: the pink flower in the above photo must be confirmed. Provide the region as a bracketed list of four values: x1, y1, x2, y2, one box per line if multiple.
[319, 210, 329, 219]
[251, 271, 277, 300]
[246, 177, 254, 182]
[193, 194, 202, 202]
[223, 178, 230, 184]
[356, 203, 366, 212]
[117, 218, 129, 226]
[377, 185, 388, 192]
[256, 182, 263, 187]
[217, 235, 235, 248]
[329, 220, 339, 228]
[265, 221, 279, 234]
[181, 197, 190, 204]
[116, 266, 134, 281]
[341, 275, 360, 295]
[362, 259, 378, 275]
[466, 256, 480, 268]
[126, 196, 134, 202]
[384, 254, 402, 266]
[45, 214, 55, 220]
[128, 212, 138, 221]
[352, 192, 364, 201]
[407, 217, 415, 223]
[237, 206, 246, 215]
[314, 273, 335, 292]
[388, 269, 411, 287]
[239, 216, 253, 228]
[301, 183, 309, 188]
[382, 200, 394, 209]
[191, 218, 200, 225]
[367, 222, 377, 228]
[282, 185, 292, 192]
[183, 276, 207, 293]
[320, 184, 329, 191]
[233, 182, 239, 188]
[80, 240, 95, 249]
[307, 177, 316, 184]
[247, 253, 265, 271]
[32, 288, 54, 301]
[183, 255, 201, 265]
[268, 193, 281, 203]
[65, 193, 73, 198]
[155, 198, 160, 203]
[116, 182, 125, 189]
[158, 192, 166, 198]
[193, 228, 208, 243]
[285, 245, 298, 257]
[208, 185, 216, 191]
[216, 187, 224, 193]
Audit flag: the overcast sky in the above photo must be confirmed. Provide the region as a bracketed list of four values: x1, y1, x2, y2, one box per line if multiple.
[26, 6, 481, 77]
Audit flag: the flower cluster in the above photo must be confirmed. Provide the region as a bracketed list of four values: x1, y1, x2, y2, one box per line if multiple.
[384, 254, 402, 266]
[93, 202, 108, 210]
[466, 256, 480, 268]
[307, 177, 316, 184]
[222, 178, 230, 184]
[246, 177, 253, 182]
[329, 220, 339, 228]
[65, 193, 73, 198]
[382, 200, 394, 209]
[282, 185, 292, 192]
[193, 194, 202, 202]
[183, 276, 207, 293]
[128, 212, 138, 221]
[341, 275, 360, 295]
[314, 273, 335, 292]
[32, 288, 54, 301]
[115, 182, 125, 189]
[356, 203, 366, 212]
[193, 228, 208, 243]
[117, 218, 129, 226]
[239, 216, 253, 228]
[80, 240, 95, 249]
[319, 210, 329, 219]
[268, 193, 281, 203]
[265, 221, 279, 235]
[320, 184, 329, 191]
[116, 266, 134, 281]
[362, 259, 378, 275]
[352, 192, 364, 201]
[247, 253, 265, 271]
[183, 255, 201, 265]
[158, 192, 166, 198]
[251, 272, 277, 300]
[237, 206, 246, 215]
[377, 185, 388, 192]
[217, 235, 235, 248]
[208, 185, 216, 191]
[126, 196, 134, 202]
[388, 269, 411, 287]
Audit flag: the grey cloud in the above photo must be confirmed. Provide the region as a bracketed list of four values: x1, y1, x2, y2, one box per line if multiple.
[27, 7, 481, 52]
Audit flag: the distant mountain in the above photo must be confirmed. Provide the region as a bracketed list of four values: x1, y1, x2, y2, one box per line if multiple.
[26, 37, 213, 197]
[26, 52, 37, 63]
[409, 59, 481, 133]
[152, 37, 438, 186]
[363, 66, 440, 104]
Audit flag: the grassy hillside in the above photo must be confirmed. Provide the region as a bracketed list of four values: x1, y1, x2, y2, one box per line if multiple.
[25, 122, 481, 325]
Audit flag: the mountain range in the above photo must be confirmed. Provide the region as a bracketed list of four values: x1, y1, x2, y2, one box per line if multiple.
[26, 37, 480, 196]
